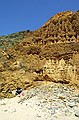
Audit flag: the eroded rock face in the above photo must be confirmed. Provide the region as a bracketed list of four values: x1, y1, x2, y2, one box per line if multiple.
[33, 11, 79, 45]
[0, 11, 79, 98]
[43, 58, 78, 84]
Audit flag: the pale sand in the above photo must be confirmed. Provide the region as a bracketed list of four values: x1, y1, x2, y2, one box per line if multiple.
[0, 96, 47, 120]
[0, 84, 79, 120]
[0, 96, 79, 120]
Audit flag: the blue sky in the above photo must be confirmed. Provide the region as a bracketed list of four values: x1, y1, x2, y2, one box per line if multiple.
[0, 0, 79, 35]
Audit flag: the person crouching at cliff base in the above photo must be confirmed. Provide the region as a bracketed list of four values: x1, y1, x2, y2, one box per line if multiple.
[15, 87, 24, 97]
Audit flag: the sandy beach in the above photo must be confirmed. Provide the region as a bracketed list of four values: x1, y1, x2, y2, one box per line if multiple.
[0, 83, 79, 120]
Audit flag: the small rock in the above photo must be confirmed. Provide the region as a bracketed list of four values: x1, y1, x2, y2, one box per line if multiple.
[51, 108, 56, 115]
[63, 87, 67, 90]
[75, 110, 79, 117]
[76, 98, 79, 103]
[36, 114, 41, 117]
[12, 109, 16, 112]
[59, 95, 65, 100]
[69, 102, 75, 108]
[1, 102, 6, 105]
[75, 94, 79, 97]
[65, 109, 71, 116]
[4, 109, 8, 112]
[48, 107, 52, 110]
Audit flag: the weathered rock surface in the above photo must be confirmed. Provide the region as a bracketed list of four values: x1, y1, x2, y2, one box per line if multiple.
[0, 11, 79, 98]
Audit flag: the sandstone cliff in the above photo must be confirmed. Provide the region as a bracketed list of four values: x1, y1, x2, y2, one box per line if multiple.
[0, 11, 79, 98]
